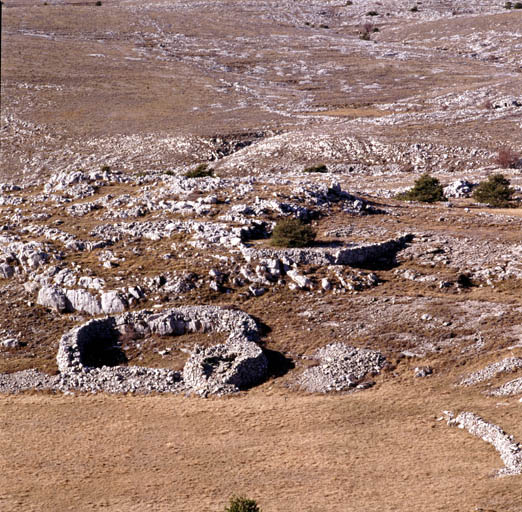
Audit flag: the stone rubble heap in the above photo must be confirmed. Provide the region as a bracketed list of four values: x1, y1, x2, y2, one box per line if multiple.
[0, 369, 59, 394]
[489, 377, 522, 397]
[458, 357, 522, 386]
[298, 343, 386, 393]
[445, 411, 522, 477]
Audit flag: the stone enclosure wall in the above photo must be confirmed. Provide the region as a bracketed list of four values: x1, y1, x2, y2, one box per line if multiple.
[57, 306, 268, 396]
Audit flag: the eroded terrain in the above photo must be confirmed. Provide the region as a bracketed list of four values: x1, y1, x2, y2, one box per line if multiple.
[1, 0, 521, 510]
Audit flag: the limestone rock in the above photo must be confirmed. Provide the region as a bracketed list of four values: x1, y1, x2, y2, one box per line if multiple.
[37, 285, 68, 312]
[101, 291, 128, 314]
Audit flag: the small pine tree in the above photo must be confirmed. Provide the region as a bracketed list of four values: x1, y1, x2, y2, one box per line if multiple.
[472, 174, 514, 207]
[224, 496, 261, 512]
[396, 174, 445, 203]
[271, 218, 316, 248]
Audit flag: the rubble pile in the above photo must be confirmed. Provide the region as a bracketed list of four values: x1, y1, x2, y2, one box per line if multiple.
[298, 343, 386, 393]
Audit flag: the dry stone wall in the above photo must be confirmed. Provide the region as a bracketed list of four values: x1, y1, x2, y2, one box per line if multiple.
[241, 234, 413, 267]
[446, 411, 522, 477]
[56, 306, 268, 396]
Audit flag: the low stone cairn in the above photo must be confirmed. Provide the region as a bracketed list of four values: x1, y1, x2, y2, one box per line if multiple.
[298, 343, 386, 393]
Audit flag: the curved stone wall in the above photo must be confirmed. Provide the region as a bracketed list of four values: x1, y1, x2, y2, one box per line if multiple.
[56, 306, 268, 396]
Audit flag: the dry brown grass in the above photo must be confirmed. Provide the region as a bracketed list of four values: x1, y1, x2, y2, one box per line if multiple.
[1, 378, 521, 512]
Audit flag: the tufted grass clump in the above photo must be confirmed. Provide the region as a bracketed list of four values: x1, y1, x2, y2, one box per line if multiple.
[396, 174, 445, 203]
[184, 163, 214, 178]
[472, 174, 515, 207]
[271, 218, 316, 248]
[224, 496, 261, 512]
[303, 163, 328, 173]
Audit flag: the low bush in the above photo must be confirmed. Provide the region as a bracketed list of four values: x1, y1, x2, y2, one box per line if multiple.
[224, 496, 261, 512]
[410, 5, 419, 12]
[494, 147, 521, 169]
[396, 174, 445, 203]
[184, 164, 214, 178]
[303, 164, 328, 173]
[271, 218, 316, 248]
[366, 11, 379, 16]
[472, 174, 515, 207]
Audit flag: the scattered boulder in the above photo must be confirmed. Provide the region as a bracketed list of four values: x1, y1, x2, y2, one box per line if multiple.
[100, 291, 127, 314]
[414, 366, 433, 378]
[0, 263, 15, 279]
[65, 289, 103, 316]
[37, 285, 68, 312]
[443, 179, 475, 198]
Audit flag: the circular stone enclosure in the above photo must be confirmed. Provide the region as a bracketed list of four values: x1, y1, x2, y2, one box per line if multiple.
[57, 306, 268, 396]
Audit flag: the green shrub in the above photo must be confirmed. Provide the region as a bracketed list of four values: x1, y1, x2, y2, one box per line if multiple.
[184, 164, 214, 178]
[396, 174, 445, 203]
[504, 1, 513, 8]
[303, 164, 328, 173]
[224, 496, 261, 512]
[472, 174, 514, 207]
[271, 218, 316, 248]
[515, 2, 522, 8]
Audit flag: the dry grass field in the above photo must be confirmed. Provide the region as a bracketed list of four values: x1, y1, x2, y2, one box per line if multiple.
[1, 381, 521, 512]
[1, 0, 521, 511]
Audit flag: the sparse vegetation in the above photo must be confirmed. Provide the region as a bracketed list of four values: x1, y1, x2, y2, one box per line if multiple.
[494, 147, 521, 169]
[396, 174, 445, 203]
[184, 164, 214, 178]
[303, 164, 328, 173]
[472, 174, 515, 207]
[271, 218, 316, 248]
[359, 22, 378, 40]
[224, 496, 261, 512]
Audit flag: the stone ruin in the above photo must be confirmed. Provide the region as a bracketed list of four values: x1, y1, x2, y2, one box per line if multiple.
[241, 234, 414, 267]
[56, 306, 268, 396]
